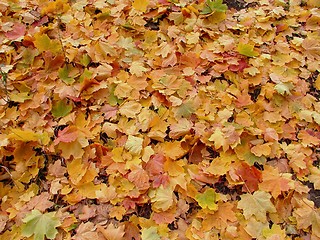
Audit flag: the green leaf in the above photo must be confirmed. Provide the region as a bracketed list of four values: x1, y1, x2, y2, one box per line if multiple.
[195, 188, 218, 210]
[78, 68, 93, 83]
[58, 65, 74, 84]
[80, 54, 91, 67]
[108, 84, 123, 106]
[22, 210, 61, 240]
[244, 152, 266, 166]
[201, 0, 228, 14]
[141, 227, 161, 240]
[274, 82, 294, 95]
[237, 43, 259, 57]
[51, 100, 73, 118]
[175, 101, 195, 118]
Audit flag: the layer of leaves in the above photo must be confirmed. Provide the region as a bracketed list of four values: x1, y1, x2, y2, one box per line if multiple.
[1, 0, 320, 239]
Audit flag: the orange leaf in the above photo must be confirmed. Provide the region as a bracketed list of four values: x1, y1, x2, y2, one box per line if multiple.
[259, 165, 294, 198]
[251, 143, 272, 157]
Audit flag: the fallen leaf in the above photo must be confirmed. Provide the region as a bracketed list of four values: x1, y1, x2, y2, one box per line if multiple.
[238, 191, 276, 222]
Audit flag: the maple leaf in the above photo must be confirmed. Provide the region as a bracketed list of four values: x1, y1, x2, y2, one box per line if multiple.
[9, 129, 50, 145]
[132, 0, 149, 12]
[4, 22, 26, 40]
[152, 211, 175, 224]
[41, 0, 70, 15]
[274, 82, 294, 95]
[141, 226, 160, 240]
[54, 126, 78, 144]
[201, 202, 237, 230]
[259, 165, 294, 198]
[262, 224, 288, 240]
[22, 210, 61, 240]
[58, 65, 75, 84]
[206, 151, 232, 175]
[237, 191, 276, 222]
[195, 188, 218, 211]
[169, 118, 193, 139]
[234, 162, 262, 193]
[26, 192, 54, 212]
[208, 127, 227, 151]
[51, 99, 73, 118]
[33, 32, 62, 54]
[163, 158, 185, 177]
[302, 38, 320, 61]
[251, 143, 272, 157]
[201, 0, 228, 14]
[97, 223, 125, 240]
[149, 185, 175, 211]
[161, 141, 187, 160]
[235, 136, 266, 166]
[293, 198, 320, 238]
[0, 211, 7, 231]
[73, 222, 100, 240]
[315, 74, 320, 90]
[125, 135, 144, 155]
[119, 101, 142, 118]
[127, 167, 150, 190]
[129, 61, 148, 77]
[237, 43, 259, 57]
[244, 217, 269, 239]
[309, 167, 320, 190]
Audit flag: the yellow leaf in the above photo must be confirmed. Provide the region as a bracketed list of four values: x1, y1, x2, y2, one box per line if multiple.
[164, 158, 185, 176]
[41, 0, 70, 15]
[111, 147, 125, 163]
[262, 224, 289, 240]
[149, 185, 174, 211]
[9, 129, 50, 145]
[237, 191, 276, 222]
[9, 129, 38, 142]
[208, 128, 226, 150]
[33, 32, 62, 54]
[251, 143, 272, 157]
[315, 74, 320, 90]
[125, 135, 144, 155]
[206, 151, 232, 175]
[119, 101, 142, 118]
[161, 141, 187, 160]
[195, 188, 218, 211]
[58, 141, 84, 159]
[132, 0, 149, 12]
[129, 61, 148, 77]
[67, 158, 86, 185]
[309, 167, 320, 190]
[237, 43, 259, 57]
[78, 182, 101, 199]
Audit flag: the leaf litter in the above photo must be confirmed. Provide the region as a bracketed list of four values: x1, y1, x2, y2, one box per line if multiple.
[0, 0, 320, 239]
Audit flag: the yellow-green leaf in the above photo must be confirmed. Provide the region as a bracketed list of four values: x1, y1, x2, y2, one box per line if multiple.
[237, 43, 259, 57]
[195, 188, 218, 211]
[141, 227, 160, 240]
[58, 65, 74, 84]
[22, 210, 61, 240]
[125, 135, 143, 155]
[34, 33, 62, 54]
[51, 100, 73, 118]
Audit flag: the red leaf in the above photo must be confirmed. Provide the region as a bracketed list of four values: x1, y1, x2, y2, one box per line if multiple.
[235, 162, 262, 192]
[5, 23, 26, 40]
[54, 126, 78, 144]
